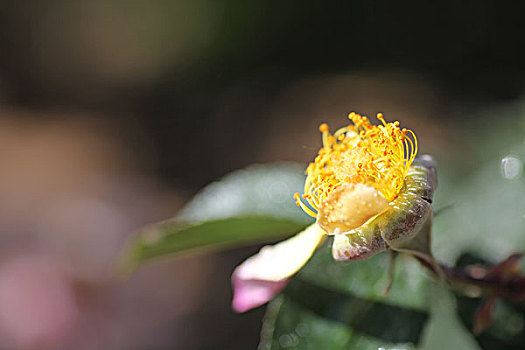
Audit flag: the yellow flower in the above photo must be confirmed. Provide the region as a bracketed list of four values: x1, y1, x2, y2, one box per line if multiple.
[295, 112, 417, 231]
[232, 112, 435, 312]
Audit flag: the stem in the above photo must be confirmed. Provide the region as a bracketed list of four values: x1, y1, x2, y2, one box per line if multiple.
[415, 256, 525, 300]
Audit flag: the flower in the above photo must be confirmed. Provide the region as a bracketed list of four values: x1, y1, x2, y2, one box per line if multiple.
[232, 112, 437, 312]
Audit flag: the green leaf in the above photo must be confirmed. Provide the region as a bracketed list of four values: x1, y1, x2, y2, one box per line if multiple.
[119, 163, 313, 271]
[299, 241, 430, 310]
[176, 163, 312, 226]
[431, 108, 525, 266]
[259, 294, 419, 350]
[258, 242, 433, 349]
[121, 217, 308, 271]
[420, 285, 481, 350]
[259, 244, 485, 349]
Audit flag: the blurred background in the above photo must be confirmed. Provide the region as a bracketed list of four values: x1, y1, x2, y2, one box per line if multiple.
[0, 1, 524, 349]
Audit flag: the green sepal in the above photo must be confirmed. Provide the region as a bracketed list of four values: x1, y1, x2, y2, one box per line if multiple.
[331, 155, 437, 262]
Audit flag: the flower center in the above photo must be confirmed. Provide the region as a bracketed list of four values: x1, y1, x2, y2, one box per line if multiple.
[294, 112, 418, 219]
[316, 182, 389, 234]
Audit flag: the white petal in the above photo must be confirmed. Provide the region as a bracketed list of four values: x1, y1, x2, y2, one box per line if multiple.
[234, 223, 325, 282]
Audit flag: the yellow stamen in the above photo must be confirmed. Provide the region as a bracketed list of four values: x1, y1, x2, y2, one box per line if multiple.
[294, 112, 418, 218]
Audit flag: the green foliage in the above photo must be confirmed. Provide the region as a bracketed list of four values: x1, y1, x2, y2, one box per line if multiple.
[119, 163, 312, 271]
[121, 217, 307, 270]
[432, 103, 525, 265]
[259, 243, 431, 349]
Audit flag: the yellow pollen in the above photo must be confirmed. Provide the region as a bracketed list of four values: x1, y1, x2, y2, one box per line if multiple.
[294, 112, 418, 218]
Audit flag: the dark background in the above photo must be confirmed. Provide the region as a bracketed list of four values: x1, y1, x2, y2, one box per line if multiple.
[2, 1, 524, 190]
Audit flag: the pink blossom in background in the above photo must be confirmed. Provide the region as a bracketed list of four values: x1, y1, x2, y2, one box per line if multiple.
[0, 255, 78, 349]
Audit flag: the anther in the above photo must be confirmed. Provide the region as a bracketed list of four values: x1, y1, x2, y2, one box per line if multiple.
[319, 123, 329, 132]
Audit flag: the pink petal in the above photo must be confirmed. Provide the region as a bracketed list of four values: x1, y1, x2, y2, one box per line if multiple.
[230, 224, 326, 312]
[232, 274, 288, 313]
